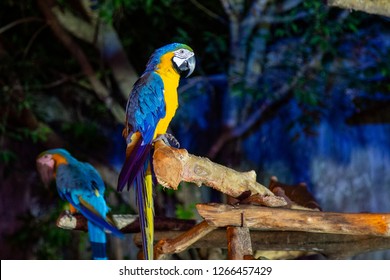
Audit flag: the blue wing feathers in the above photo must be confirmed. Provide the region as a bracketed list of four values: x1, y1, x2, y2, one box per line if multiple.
[54, 154, 123, 259]
[118, 71, 165, 191]
[117, 138, 152, 191]
[118, 70, 165, 259]
[127, 72, 165, 136]
[63, 193, 123, 238]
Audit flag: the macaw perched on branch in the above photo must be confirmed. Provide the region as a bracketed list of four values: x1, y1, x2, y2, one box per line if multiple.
[36, 148, 123, 260]
[117, 43, 196, 259]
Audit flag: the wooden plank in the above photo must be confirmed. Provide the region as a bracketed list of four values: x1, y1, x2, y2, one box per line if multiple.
[135, 229, 390, 259]
[227, 226, 253, 260]
[197, 203, 390, 236]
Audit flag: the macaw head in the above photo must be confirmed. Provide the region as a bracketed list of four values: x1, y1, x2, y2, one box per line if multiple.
[36, 148, 71, 187]
[146, 43, 196, 78]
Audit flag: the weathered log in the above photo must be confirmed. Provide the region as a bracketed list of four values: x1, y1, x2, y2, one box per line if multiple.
[227, 226, 253, 260]
[153, 141, 287, 207]
[197, 203, 390, 236]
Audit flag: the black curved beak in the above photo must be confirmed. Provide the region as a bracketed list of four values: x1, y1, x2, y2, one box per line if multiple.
[183, 55, 195, 78]
[173, 54, 196, 78]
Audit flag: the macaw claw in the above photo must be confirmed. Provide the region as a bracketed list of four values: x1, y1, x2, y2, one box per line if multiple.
[154, 133, 180, 148]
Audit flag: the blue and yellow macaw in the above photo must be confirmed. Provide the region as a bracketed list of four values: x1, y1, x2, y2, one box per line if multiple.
[36, 148, 123, 260]
[117, 43, 195, 259]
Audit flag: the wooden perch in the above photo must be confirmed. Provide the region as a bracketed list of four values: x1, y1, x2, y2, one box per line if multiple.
[134, 229, 390, 259]
[56, 212, 196, 233]
[153, 221, 217, 260]
[227, 226, 253, 260]
[328, 0, 390, 18]
[153, 141, 287, 207]
[197, 203, 390, 236]
[55, 141, 390, 259]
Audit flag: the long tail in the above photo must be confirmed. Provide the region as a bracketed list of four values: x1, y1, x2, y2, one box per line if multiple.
[117, 132, 151, 191]
[118, 132, 154, 259]
[63, 194, 124, 260]
[135, 163, 154, 260]
[88, 221, 107, 260]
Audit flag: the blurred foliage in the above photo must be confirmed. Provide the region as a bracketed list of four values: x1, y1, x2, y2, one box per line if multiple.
[175, 203, 196, 220]
[8, 200, 74, 259]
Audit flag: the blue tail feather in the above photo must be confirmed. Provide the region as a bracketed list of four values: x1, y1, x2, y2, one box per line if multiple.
[117, 138, 143, 191]
[88, 221, 107, 260]
[90, 242, 107, 260]
[78, 202, 124, 238]
[117, 141, 152, 191]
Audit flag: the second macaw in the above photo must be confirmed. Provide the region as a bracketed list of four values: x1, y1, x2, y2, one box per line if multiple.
[117, 43, 195, 259]
[36, 148, 123, 260]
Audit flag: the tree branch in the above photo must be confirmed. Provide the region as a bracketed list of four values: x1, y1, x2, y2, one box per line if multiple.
[36, 0, 125, 123]
[207, 50, 324, 158]
[56, 212, 196, 233]
[153, 141, 287, 207]
[197, 203, 390, 236]
[51, 5, 138, 99]
[0, 17, 43, 34]
[190, 0, 227, 24]
[328, 0, 390, 17]
[134, 229, 390, 259]
[153, 221, 216, 259]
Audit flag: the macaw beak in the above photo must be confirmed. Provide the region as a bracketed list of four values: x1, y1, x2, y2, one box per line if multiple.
[183, 55, 196, 78]
[173, 54, 196, 78]
[36, 157, 55, 188]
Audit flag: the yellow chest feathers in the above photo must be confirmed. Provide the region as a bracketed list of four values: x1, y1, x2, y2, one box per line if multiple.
[154, 53, 180, 137]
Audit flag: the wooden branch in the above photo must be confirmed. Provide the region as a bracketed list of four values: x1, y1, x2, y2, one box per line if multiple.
[152, 221, 217, 259]
[197, 203, 390, 236]
[328, 0, 390, 17]
[0, 17, 43, 34]
[227, 226, 253, 259]
[153, 141, 287, 207]
[56, 212, 196, 233]
[134, 229, 390, 259]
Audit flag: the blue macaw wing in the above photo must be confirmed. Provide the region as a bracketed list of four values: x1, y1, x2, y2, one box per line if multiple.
[126, 71, 166, 143]
[56, 163, 123, 238]
[63, 193, 123, 237]
[118, 72, 165, 191]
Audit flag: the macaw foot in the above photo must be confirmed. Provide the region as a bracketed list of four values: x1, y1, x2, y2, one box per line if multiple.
[154, 133, 180, 148]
